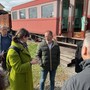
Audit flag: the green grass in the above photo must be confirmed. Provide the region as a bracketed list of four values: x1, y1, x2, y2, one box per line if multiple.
[28, 41, 38, 58]
[28, 41, 41, 87]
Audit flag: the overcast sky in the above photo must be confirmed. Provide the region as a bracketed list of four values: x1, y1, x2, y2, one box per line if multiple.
[0, 0, 33, 11]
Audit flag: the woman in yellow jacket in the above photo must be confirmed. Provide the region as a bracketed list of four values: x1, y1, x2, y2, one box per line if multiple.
[6, 28, 35, 90]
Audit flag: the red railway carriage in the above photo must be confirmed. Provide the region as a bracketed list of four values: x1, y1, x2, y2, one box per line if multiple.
[11, 0, 90, 46]
[11, 0, 58, 36]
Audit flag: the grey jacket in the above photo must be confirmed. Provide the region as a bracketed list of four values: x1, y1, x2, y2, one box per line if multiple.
[62, 60, 90, 90]
[36, 40, 60, 70]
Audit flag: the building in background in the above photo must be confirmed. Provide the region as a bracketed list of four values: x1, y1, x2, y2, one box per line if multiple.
[0, 3, 4, 10]
[0, 3, 11, 28]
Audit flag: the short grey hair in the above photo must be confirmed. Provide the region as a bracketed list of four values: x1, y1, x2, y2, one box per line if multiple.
[0, 26, 8, 30]
[85, 30, 90, 37]
[83, 36, 90, 54]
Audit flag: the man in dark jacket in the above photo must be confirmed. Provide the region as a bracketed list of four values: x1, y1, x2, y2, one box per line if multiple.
[75, 40, 83, 73]
[36, 30, 60, 90]
[0, 26, 12, 70]
[75, 30, 90, 73]
[61, 34, 90, 90]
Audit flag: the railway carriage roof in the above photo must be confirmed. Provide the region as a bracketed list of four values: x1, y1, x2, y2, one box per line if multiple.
[11, 0, 56, 11]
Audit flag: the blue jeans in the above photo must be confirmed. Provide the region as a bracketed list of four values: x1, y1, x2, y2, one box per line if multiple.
[40, 69, 56, 90]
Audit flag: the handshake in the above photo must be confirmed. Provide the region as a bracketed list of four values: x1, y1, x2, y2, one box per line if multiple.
[30, 57, 40, 65]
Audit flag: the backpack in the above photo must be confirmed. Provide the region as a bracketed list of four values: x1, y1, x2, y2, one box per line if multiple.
[6, 46, 21, 72]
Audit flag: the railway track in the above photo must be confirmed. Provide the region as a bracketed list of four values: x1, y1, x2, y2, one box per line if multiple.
[60, 46, 76, 66]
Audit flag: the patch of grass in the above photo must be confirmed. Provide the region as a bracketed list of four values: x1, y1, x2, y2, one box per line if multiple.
[32, 65, 40, 87]
[28, 41, 38, 58]
[56, 65, 69, 86]
[28, 41, 41, 87]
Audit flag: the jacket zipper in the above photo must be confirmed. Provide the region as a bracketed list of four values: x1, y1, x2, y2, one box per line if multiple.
[50, 49, 52, 71]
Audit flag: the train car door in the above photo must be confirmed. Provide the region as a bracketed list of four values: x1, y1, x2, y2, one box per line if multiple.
[74, 0, 84, 32]
[62, 0, 69, 33]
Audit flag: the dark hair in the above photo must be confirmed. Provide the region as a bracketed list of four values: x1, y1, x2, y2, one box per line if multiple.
[13, 28, 29, 42]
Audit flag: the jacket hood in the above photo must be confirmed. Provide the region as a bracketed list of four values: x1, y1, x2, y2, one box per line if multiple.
[11, 41, 30, 55]
[80, 60, 90, 70]
[11, 41, 27, 49]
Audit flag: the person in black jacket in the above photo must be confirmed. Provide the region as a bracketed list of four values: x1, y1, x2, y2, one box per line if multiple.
[75, 40, 83, 73]
[61, 33, 90, 90]
[36, 30, 60, 90]
[75, 30, 90, 73]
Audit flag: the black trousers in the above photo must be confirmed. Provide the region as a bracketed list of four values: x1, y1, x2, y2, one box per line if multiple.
[2, 53, 7, 70]
[75, 58, 83, 73]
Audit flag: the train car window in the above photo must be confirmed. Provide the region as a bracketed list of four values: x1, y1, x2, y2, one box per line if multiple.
[29, 7, 37, 18]
[41, 4, 54, 18]
[12, 11, 17, 20]
[19, 9, 26, 19]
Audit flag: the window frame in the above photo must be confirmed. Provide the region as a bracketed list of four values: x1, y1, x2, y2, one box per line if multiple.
[19, 9, 26, 19]
[12, 11, 17, 20]
[28, 7, 37, 18]
[41, 4, 54, 18]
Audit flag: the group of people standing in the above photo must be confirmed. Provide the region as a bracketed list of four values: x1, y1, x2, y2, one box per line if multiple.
[0, 26, 60, 90]
[0, 25, 90, 90]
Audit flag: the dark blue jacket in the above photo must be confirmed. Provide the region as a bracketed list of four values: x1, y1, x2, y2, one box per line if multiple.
[0, 34, 12, 70]
[0, 34, 12, 52]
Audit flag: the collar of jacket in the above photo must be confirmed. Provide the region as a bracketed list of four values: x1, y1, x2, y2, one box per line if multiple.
[19, 40, 28, 48]
[80, 60, 90, 70]
[43, 40, 57, 48]
[11, 41, 30, 55]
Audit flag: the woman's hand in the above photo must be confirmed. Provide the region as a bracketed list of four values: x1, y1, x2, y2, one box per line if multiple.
[30, 58, 38, 64]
